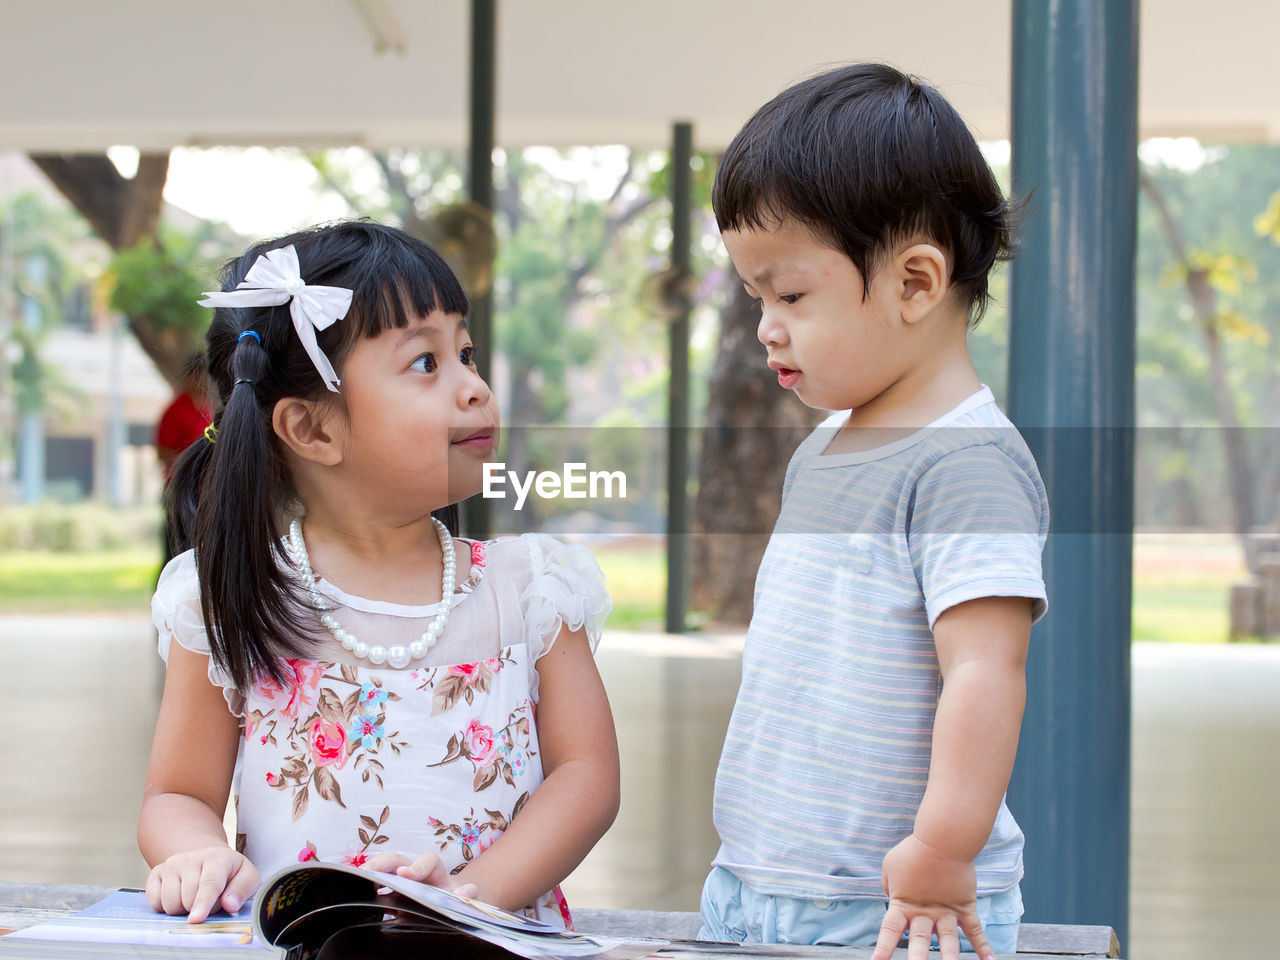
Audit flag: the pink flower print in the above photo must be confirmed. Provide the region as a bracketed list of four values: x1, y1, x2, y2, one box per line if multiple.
[309, 718, 349, 769]
[265, 772, 279, 786]
[343, 851, 368, 868]
[484, 658, 501, 671]
[553, 886, 574, 930]
[471, 541, 486, 568]
[298, 842, 318, 862]
[255, 659, 322, 720]
[463, 718, 496, 765]
[450, 662, 479, 683]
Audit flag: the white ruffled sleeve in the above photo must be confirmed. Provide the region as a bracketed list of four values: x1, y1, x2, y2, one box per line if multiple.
[151, 549, 245, 717]
[519, 533, 612, 662]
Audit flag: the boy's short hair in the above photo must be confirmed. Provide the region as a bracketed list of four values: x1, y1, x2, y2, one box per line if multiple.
[713, 62, 1018, 324]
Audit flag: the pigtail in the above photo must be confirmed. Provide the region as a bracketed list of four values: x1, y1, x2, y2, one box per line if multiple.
[164, 419, 216, 556]
[194, 333, 312, 692]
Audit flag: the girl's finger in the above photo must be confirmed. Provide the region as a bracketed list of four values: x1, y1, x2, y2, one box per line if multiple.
[398, 851, 450, 887]
[144, 867, 163, 914]
[187, 867, 229, 924]
[223, 858, 260, 913]
[454, 883, 479, 900]
[181, 861, 210, 915]
[907, 913, 935, 960]
[870, 905, 908, 960]
[364, 852, 413, 874]
[159, 869, 186, 917]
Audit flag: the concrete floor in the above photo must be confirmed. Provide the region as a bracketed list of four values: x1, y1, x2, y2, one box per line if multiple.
[0, 614, 1276, 959]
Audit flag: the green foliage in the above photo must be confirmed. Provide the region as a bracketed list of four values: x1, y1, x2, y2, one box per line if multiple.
[646, 150, 718, 211]
[1136, 144, 1280, 527]
[105, 227, 214, 335]
[0, 502, 162, 552]
[0, 191, 100, 421]
[1254, 188, 1280, 244]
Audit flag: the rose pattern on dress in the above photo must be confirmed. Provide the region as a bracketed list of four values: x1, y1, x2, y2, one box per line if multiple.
[428, 699, 536, 793]
[416, 649, 513, 716]
[255, 662, 408, 820]
[427, 795, 528, 874]
[341, 805, 392, 866]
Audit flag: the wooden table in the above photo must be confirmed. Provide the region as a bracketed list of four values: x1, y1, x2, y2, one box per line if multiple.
[0, 881, 1122, 959]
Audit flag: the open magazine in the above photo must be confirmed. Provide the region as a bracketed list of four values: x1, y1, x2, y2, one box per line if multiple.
[252, 861, 652, 959]
[0, 864, 659, 960]
[0, 888, 272, 958]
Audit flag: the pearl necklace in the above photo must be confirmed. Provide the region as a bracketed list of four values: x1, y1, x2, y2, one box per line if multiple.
[286, 515, 455, 669]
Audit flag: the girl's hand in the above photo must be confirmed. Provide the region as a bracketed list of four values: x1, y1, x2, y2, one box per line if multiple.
[144, 846, 260, 924]
[364, 851, 480, 900]
[870, 834, 995, 960]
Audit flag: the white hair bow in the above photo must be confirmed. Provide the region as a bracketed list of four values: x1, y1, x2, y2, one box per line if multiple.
[198, 244, 354, 392]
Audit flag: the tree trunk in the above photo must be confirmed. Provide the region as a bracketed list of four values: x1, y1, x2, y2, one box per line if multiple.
[29, 152, 194, 386]
[1140, 170, 1256, 535]
[691, 269, 820, 625]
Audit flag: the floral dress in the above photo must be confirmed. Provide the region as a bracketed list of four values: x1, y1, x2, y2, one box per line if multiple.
[152, 533, 611, 929]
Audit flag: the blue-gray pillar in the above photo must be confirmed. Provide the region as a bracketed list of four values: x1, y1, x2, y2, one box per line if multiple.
[665, 121, 693, 634]
[462, 0, 496, 540]
[1006, 0, 1138, 948]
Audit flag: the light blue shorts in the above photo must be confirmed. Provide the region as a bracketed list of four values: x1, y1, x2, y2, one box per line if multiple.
[698, 866, 1023, 954]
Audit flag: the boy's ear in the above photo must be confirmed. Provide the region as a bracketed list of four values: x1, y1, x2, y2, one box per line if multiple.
[895, 243, 950, 324]
[273, 397, 343, 466]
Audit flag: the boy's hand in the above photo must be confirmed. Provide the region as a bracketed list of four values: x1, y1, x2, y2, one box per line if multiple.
[144, 846, 259, 924]
[365, 851, 480, 901]
[871, 834, 996, 960]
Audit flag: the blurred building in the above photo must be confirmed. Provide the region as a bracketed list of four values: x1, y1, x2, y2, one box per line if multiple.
[1, 151, 172, 505]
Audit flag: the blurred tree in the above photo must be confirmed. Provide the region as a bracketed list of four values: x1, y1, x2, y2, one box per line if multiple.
[691, 269, 820, 623]
[1137, 145, 1280, 534]
[27, 152, 203, 386]
[1, 191, 92, 424]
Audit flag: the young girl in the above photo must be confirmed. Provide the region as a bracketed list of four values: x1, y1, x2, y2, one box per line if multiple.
[139, 221, 619, 929]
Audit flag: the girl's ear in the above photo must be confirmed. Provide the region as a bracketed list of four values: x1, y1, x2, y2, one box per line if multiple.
[272, 397, 343, 466]
[895, 243, 950, 324]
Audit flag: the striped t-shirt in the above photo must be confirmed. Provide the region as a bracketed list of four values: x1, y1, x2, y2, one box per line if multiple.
[711, 386, 1049, 900]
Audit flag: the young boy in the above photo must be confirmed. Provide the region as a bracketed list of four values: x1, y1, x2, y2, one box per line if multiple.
[700, 63, 1049, 960]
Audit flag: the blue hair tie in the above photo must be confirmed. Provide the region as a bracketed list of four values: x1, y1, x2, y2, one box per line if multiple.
[238, 330, 261, 344]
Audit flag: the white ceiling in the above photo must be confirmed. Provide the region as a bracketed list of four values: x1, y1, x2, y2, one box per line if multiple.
[0, 0, 1275, 151]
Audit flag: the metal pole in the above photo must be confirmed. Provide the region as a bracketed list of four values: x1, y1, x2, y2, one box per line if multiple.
[106, 313, 126, 505]
[1007, 0, 1138, 947]
[0, 198, 13, 503]
[665, 121, 693, 634]
[463, 0, 495, 540]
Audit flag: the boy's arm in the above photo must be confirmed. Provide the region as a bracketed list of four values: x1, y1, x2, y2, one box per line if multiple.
[872, 594, 1032, 960]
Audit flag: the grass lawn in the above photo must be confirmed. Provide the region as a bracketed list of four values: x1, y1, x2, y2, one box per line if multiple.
[1131, 533, 1243, 643]
[0, 533, 1258, 643]
[0, 540, 677, 627]
[0, 548, 161, 613]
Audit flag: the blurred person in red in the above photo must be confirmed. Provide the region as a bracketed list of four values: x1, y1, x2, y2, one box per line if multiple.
[156, 354, 214, 561]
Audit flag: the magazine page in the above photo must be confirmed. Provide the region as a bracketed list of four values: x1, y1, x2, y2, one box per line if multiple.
[254, 862, 656, 959]
[0, 889, 277, 957]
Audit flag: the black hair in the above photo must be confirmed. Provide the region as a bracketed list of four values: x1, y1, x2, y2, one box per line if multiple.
[166, 220, 469, 692]
[713, 62, 1020, 325]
